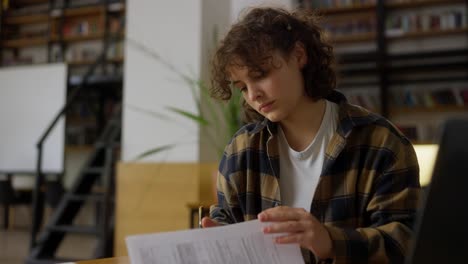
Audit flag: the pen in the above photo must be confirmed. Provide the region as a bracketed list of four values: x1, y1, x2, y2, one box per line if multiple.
[198, 205, 203, 228]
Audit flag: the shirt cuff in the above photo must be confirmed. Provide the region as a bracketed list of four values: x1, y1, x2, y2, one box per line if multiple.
[324, 225, 349, 264]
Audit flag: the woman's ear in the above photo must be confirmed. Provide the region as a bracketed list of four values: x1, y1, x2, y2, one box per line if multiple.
[293, 42, 307, 69]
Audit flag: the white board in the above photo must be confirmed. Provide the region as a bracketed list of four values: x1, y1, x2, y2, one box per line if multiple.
[0, 63, 66, 173]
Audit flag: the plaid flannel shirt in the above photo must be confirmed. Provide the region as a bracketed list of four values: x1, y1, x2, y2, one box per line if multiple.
[210, 90, 420, 264]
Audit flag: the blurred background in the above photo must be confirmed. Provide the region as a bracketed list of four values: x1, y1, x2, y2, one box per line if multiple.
[0, 0, 466, 263]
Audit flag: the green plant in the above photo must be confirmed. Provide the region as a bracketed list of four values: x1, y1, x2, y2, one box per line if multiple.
[126, 38, 243, 160]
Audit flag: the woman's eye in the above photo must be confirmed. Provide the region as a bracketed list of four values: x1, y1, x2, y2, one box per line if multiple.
[250, 70, 266, 79]
[240, 86, 247, 92]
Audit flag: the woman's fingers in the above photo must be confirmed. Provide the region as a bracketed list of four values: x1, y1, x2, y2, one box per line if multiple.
[201, 217, 220, 228]
[258, 206, 334, 258]
[258, 206, 309, 222]
[263, 220, 306, 233]
[274, 233, 304, 244]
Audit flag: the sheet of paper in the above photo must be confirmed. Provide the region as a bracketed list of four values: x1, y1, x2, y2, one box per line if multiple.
[126, 219, 305, 264]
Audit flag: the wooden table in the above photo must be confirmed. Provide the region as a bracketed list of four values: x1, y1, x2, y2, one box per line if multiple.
[75, 256, 129, 264]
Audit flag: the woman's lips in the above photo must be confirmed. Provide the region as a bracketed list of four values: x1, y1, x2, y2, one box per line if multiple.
[259, 101, 274, 113]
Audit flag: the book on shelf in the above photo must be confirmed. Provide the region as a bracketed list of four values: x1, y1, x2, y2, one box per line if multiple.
[386, 9, 466, 37]
[323, 17, 376, 37]
[107, 42, 124, 59]
[303, 0, 376, 9]
[109, 17, 124, 34]
[402, 88, 418, 107]
[340, 88, 380, 112]
[420, 91, 435, 108]
[4, 3, 49, 17]
[452, 87, 465, 106]
[431, 89, 458, 106]
[395, 122, 443, 143]
[68, 0, 102, 8]
[391, 85, 468, 109]
[459, 89, 468, 105]
[4, 24, 48, 40]
[61, 19, 102, 37]
[65, 45, 100, 63]
[1, 56, 34, 66]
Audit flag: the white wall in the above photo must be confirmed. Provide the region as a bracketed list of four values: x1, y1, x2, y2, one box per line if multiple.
[122, 0, 296, 162]
[123, 0, 231, 162]
[199, 0, 231, 162]
[231, 0, 295, 22]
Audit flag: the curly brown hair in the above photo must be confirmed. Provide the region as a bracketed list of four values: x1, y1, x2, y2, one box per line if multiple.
[211, 7, 336, 121]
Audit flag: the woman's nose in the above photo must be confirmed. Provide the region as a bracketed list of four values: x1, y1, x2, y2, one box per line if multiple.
[247, 84, 263, 102]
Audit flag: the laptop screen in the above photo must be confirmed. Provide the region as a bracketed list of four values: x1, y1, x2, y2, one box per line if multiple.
[406, 119, 468, 263]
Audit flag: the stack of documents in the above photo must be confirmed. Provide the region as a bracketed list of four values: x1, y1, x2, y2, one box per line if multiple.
[126, 219, 305, 264]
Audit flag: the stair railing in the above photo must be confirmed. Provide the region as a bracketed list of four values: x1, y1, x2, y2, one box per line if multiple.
[30, 2, 124, 250]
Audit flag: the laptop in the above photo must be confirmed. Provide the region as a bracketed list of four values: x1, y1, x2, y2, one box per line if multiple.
[406, 119, 468, 263]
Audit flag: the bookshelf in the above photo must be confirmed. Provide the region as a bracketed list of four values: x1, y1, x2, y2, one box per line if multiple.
[3, 36, 48, 47]
[318, 4, 377, 44]
[388, 28, 468, 40]
[392, 106, 468, 115]
[4, 12, 48, 24]
[299, 0, 468, 144]
[0, 1, 125, 67]
[386, 0, 465, 10]
[0, 0, 125, 147]
[332, 32, 376, 43]
[313, 3, 376, 15]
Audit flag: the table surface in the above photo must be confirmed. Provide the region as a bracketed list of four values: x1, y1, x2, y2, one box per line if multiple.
[75, 203, 213, 263]
[74, 256, 130, 264]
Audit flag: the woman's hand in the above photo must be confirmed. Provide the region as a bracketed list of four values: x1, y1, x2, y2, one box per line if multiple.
[201, 217, 220, 228]
[258, 206, 334, 260]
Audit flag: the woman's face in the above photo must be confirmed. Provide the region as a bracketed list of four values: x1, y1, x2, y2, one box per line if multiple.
[229, 45, 309, 123]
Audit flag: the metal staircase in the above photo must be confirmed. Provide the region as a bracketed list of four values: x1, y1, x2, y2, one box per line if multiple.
[23, 1, 125, 262]
[27, 105, 121, 264]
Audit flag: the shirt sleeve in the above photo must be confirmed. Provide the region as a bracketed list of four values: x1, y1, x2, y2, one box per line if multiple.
[324, 139, 421, 264]
[209, 172, 236, 225]
[209, 152, 244, 225]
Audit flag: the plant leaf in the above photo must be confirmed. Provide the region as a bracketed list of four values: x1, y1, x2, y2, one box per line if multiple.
[126, 38, 245, 159]
[133, 144, 175, 160]
[180, 75, 202, 111]
[125, 104, 173, 121]
[198, 80, 223, 131]
[166, 106, 210, 126]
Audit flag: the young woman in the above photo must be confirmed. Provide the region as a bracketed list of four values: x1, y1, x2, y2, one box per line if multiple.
[202, 7, 420, 264]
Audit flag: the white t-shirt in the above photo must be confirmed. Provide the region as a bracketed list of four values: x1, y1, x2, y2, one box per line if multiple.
[278, 100, 339, 210]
